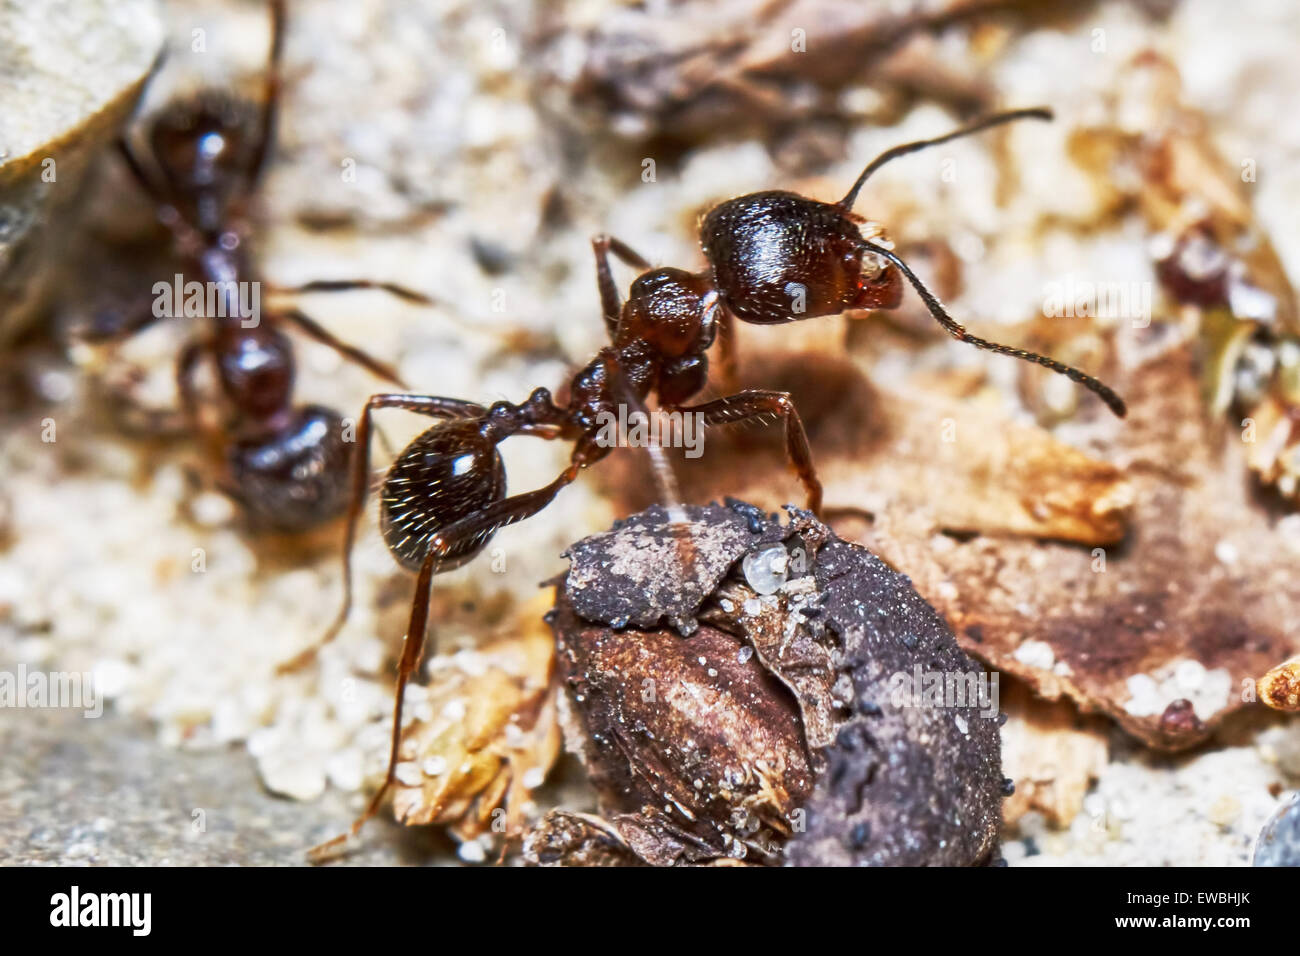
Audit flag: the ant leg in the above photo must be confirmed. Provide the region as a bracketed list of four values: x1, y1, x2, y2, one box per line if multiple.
[276, 393, 488, 675]
[715, 307, 739, 394]
[598, 350, 690, 527]
[596, 234, 653, 272]
[79, 292, 165, 344]
[175, 340, 205, 425]
[117, 138, 171, 205]
[676, 390, 823, 515]
[308, 462, 583, 860]
[274, 307, 406, 388]
[265, 279, 433, 306]
[592, 234, 654, 339]
[246, 0, 286, 188]
[307, 545, 442, 861]
[270, 281, 547, 351]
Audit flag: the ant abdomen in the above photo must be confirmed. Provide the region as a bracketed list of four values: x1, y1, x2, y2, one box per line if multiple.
[379, 419, 507, 572]
[700, 190, 901, 323]
[227, 405, 349, 532]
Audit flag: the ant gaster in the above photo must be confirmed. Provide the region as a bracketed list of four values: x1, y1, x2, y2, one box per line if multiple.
[108, 0, 428, 532]
[304, 106, 1126, 858]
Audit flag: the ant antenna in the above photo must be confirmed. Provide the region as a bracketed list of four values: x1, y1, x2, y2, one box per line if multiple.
[247, 0, 287, 187]
[860, 239, 1127, 418]
[838, 107, 1053, 211]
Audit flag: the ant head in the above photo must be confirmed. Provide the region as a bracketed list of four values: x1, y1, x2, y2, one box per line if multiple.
[618, 267, 720, 357]
[147, 93, 257, 232]
[700, 191, 901, 325]
[380, 419, 507, 572]
[227, 406, 349, 532]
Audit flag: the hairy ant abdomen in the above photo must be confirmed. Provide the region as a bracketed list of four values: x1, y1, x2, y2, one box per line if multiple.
[379, 420, 508, 572]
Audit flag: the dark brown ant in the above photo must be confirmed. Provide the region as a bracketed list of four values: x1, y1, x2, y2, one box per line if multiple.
[303, 106, 1126, 859]
[101, 0, 428, 532]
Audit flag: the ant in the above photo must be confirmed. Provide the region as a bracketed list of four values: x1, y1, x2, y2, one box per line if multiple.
[302, 105, 1126, 858]
[98, 0, 429, 532]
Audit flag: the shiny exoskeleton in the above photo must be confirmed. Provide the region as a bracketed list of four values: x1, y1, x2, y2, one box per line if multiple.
[108, 0, 425, 532]
[304, 107, 1127, 859]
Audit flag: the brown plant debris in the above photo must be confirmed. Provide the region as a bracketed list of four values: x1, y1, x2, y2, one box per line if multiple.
[390, 592, 562, 848]
[535, 0, 1013, 140]
[1074, 51, 1300, 501]
[999, 679, 1109, 828]
[1258, 656, 1300, 714]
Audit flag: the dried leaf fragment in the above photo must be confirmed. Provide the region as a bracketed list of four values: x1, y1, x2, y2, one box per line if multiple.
[391, 592, 561, 846]
[999, 680, 1109, 828]
[1258, 657, 1300, 713]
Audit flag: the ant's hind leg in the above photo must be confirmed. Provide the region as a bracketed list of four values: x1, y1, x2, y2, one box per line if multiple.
[307, 545, 442, 861]
[275, 307, 407, 388]
[676, 390, 823, 515]
[276, 393, 488, 675]
[308, 462, 582, 860]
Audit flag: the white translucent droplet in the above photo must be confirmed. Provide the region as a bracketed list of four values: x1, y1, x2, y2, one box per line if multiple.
[742, 545, 788, 595]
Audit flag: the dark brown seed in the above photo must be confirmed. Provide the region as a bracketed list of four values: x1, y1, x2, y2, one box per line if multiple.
[544, 500, 1005, 866]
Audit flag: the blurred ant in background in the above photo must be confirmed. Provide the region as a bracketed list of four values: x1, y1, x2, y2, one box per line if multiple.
[301, 106, 1125, 858]
[91, 0, 429, 532]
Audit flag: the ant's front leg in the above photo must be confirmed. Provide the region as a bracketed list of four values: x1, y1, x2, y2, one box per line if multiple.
[713, 308, 739, 395]
[276, 393, 488, 675]
[176, 339, 205, 425]
[309, 458, 585, 861]
[245, 0, 286, 189]
[591, 234, 653, 339]
[273, 307, 406, 388]
[674, 390, 823, 515]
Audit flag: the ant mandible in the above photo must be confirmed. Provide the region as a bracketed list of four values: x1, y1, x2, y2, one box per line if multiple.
[104, 0, 428, 532]
[303, 105, 1126, 857]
